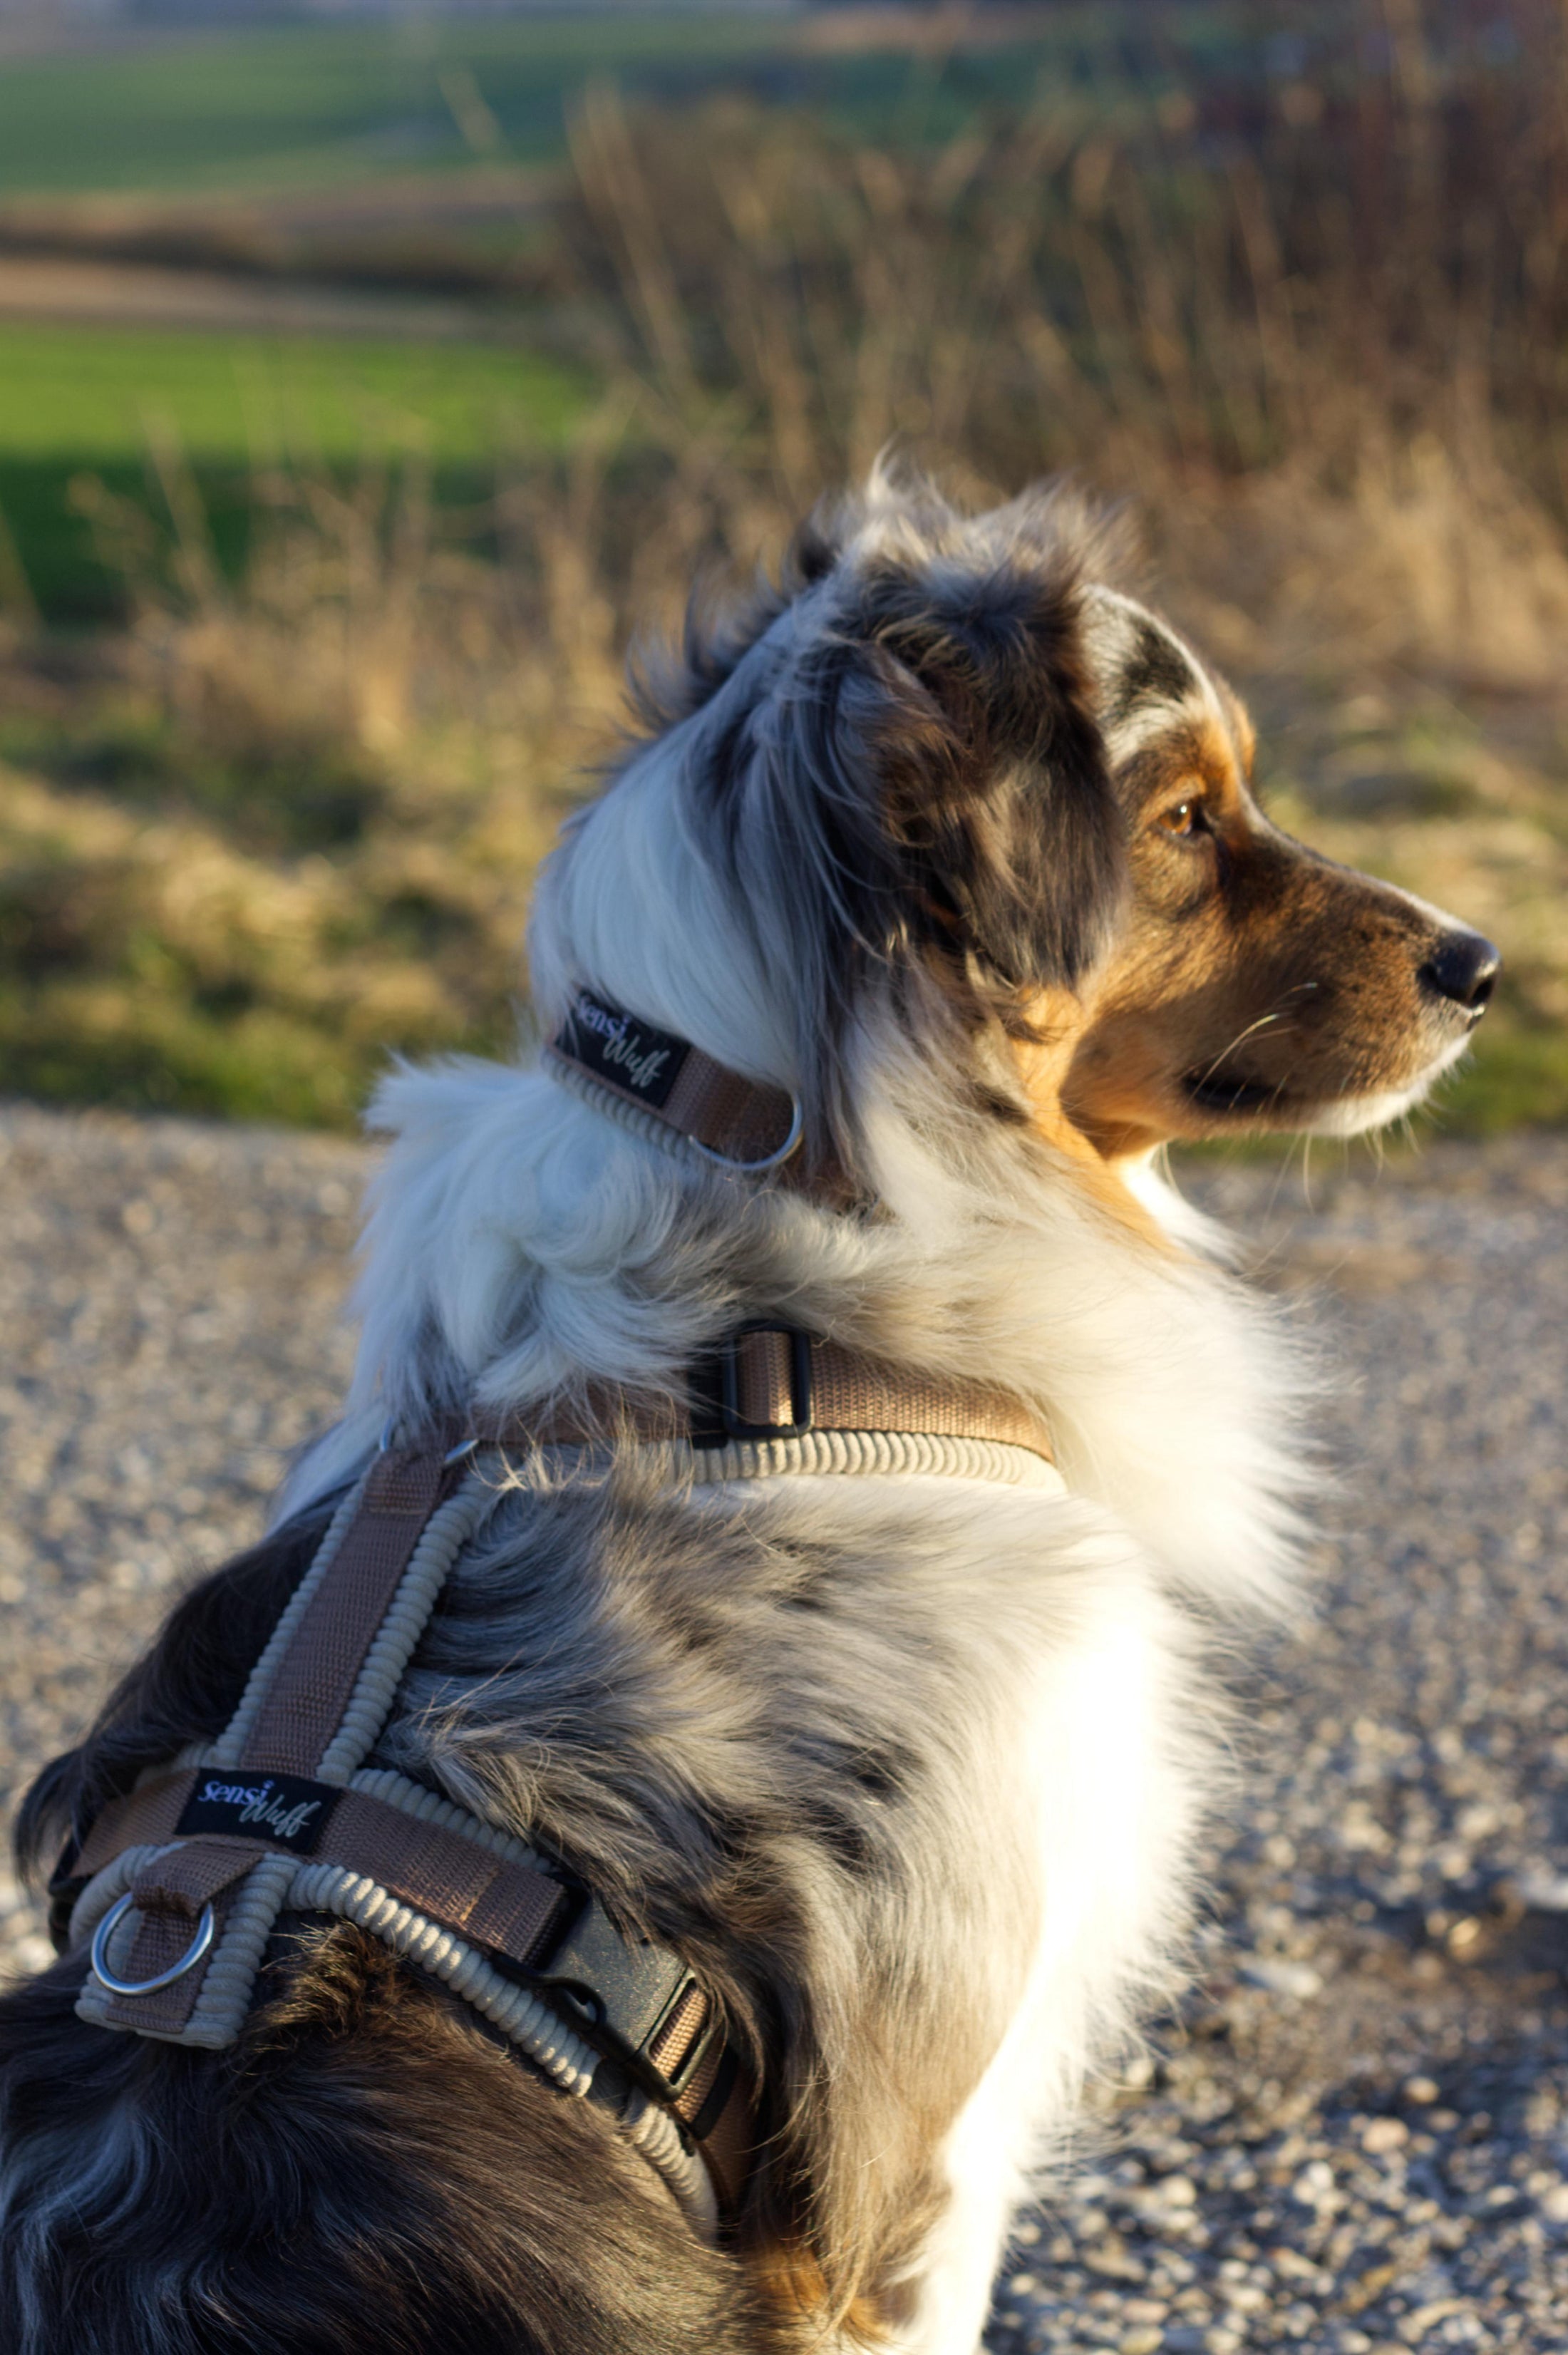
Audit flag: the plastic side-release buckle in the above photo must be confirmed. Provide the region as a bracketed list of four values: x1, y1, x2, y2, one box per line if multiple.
[517, 1888, 714, 2106]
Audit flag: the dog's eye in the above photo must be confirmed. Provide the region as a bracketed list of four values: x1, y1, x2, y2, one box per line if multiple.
[1155, 798, 1203, 838]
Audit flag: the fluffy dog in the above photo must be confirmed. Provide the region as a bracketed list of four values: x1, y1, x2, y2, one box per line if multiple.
[0, 475, 1497, 2355]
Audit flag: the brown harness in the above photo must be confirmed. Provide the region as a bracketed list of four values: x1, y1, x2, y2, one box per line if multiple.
[60, 997, 1056, 2232]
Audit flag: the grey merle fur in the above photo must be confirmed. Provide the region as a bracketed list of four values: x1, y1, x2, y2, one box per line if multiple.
[2, 1454, 1061, 2354]
[633, 492, 1128, 1173]
[1, 478, 1264, 2354]
[3, 1490, 813, 2355]
[0, 1930, 780, 2355]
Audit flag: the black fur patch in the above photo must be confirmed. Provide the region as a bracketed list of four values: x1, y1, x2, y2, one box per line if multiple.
[0, 1934, 791, 2355]
[1108, 617, 1200, 725]
[848, 550, 1125, 991]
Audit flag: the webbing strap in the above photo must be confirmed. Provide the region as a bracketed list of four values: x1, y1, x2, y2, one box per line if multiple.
[547, 988, 800, 1173]
[243, 1448, 455, 1776]
[78, 1773, 573, 1972]
[473, 1330, 1055, 1465]
[93, 1445, 458, 2036]
[101, 1843, 266, 2034]
[714, 1328, 1054, 1456]
[679, 2051, 752, 2217]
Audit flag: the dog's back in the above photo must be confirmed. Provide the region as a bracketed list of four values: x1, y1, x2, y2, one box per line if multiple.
[0, 1510, 797, 2355]
[2, 1942, 773, 2355]
[2, 1384, 1198, 2353]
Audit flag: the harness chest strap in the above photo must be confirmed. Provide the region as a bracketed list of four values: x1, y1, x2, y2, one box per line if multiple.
[63, 1334, 1055, 2227]
[502, 1326, 1055, 1461]
[74, 1773, 570, 1961]
[66, 1437, 753, 2222]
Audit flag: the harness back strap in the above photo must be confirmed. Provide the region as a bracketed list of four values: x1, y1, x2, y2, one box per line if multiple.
[67, 1437, 753, 2224]
[242, 1446, 455, 1779]
[85, 1446, 463, 2037]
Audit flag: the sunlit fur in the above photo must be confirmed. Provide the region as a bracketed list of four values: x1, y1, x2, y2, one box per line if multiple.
[1049, 585, 1492, 1156]
[2, 473, 1493, 2354]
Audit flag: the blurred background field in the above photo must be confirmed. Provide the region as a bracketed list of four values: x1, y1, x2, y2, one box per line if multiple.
[0, 0, 1564, 1134]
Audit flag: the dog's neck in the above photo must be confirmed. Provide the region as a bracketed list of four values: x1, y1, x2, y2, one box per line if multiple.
[277, 1022, 1309, 1627]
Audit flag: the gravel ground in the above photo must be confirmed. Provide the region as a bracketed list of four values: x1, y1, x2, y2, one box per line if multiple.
[2, 1103, 1566, 2352]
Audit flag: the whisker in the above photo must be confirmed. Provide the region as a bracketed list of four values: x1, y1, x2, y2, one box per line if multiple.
[1194, 982, 1320, 1090]
[1193, 1014, 1282, 1091]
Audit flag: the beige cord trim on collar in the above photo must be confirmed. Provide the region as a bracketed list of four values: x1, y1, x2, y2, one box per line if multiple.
[547, 988, 802, 1173]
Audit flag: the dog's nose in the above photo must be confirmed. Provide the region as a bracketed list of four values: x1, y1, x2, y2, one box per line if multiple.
[1421, 929, 1500, 1015]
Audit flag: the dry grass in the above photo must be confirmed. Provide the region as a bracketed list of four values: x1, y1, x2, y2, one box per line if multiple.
[4, 0, 1566, 1130]
[0, 457, 602, 1122]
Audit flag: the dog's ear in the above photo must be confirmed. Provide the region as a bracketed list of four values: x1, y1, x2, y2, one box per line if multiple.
[800, 553, 1125, 991]
[634, 508, 850, 730]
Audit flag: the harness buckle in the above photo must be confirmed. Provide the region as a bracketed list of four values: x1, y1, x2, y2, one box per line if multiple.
[520, 1888, 714, 2104]
[695, 1323, 815, 1446]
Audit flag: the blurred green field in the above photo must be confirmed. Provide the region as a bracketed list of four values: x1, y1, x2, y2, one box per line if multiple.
[0, 321, 592, 620]
[0, 4, 1286, 620]
[0, 9, 1198, 200]
[0, 321, 586, 459]
[0, 4, 1560, 1140]
[0, 18, 789, 195]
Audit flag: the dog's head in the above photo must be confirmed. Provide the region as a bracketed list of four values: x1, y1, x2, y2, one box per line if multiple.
[560, 475, 1495, 1170]
[1048, 584, 1499, 1156]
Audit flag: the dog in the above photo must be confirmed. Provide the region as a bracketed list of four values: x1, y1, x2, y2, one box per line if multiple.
[0, 473, 1497, 2355]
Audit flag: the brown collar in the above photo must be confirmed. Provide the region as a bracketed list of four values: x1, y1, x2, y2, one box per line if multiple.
[545, 988, 803, 1173]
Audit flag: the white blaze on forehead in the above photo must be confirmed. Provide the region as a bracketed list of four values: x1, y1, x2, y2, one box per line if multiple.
[1081, 587, 1225, 764]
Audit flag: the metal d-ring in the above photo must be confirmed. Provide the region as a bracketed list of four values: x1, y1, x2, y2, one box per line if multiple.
[89, 1890, 216, 1998]
[688, 1096, 805, 1175]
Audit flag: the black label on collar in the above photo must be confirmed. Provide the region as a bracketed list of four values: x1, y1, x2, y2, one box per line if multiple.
[557, 990, 690, 1110]
[175, 1771, 341, 1855]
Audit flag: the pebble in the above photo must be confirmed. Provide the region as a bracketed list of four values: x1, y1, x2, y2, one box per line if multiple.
[1, 1108, 1566, 2349]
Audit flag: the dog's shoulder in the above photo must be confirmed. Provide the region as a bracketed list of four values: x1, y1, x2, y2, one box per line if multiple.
[0, 1921, 800, 2355]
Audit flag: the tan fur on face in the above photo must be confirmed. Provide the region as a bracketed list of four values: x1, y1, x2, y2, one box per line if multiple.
[1018, 692, 1485, 1160]
[1009, 991, 1174, 1246]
